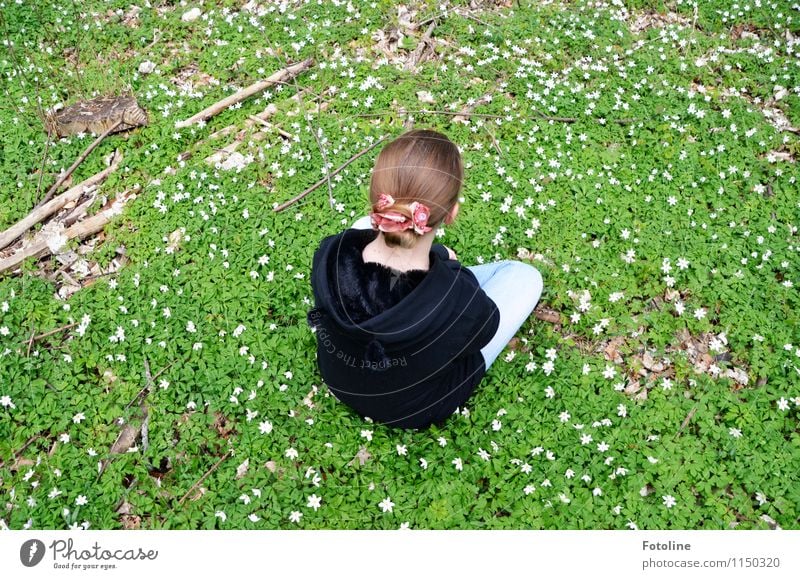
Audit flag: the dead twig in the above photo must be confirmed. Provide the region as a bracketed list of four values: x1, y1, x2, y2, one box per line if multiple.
[31, 321, 79, 343]
[405, 20, 437, 71]
[484, 125, 503, 156]
[675, 406, 698, 438]
[273, 135, 391, 212]
[123, 356, 174, 413]
[152, 355, 188, 382]
[98, 360, 155, 479]
[177, 450, 232, 506]
[174, 58, 314, 129]
[0, 433, 42, 469]
[34, 133, 53, 203]
[533, 308, 560, 324]
[354, 110, 505, 120]
[286, 54, 335, 209]
[247, 115, 293, 140]
[36, 119, 123, 209]
[48, 256, 80, 281]
[26, 328, 35, 357]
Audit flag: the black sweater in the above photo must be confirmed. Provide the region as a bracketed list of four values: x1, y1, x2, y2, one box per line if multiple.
[308, 228, 500, 429]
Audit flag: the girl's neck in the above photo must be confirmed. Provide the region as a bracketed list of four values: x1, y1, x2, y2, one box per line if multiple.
[362, 231, 434, 272]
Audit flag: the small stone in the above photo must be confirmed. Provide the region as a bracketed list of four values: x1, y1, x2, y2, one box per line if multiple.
[182, 8, 202, 22]
[138, 61, 156, 74]
[416, 90, 435, 104]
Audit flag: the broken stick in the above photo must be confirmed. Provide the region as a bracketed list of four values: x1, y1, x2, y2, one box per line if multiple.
[177, 450, 232, 506]
[273, 135, 390, 212]
[0, 150, 122, 252]
[174, 58, 314, 129]
[0, 185, 136, 275]
[405, 20, 437, 71]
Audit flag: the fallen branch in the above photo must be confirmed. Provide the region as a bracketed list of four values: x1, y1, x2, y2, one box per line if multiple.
[62, 194, 97, 227]
[177, 450, 232, 506]
[405, 20, 437, 71]
[31, 321, 80, 342]
[207, 103, 278, 141]
[529, 108, 638, 125]
[0, 185, 135, 276]
[36, 119, 123, 208]
[0, 150, 122, 252]
[674, 406, 698, 439]
[47, 256, 80, 281]
[273, 135, 390, 212]
[174, 57, 314, 129]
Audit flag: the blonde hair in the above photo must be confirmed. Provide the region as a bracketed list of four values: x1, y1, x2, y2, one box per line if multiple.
[369, 129, 463, 248]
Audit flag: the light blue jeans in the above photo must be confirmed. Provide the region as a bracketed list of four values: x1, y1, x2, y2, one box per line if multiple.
[349, 216, 544, 370]
[466, 261, 543, 369]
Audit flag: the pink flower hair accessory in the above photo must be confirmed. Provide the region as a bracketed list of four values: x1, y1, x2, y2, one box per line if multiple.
[409, 201, 432, 234]
[375, 193, 395, 211]
[369, 194, 433, 235]
[371, 210, 412, 233]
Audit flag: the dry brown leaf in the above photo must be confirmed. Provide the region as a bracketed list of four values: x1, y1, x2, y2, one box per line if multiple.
[121, 514, 141, 529]
[116, 500, 133, 515]
[603, 336, 626, 364]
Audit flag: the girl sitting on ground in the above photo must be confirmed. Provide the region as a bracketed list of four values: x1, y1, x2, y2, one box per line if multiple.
[308, 128, 543, 429]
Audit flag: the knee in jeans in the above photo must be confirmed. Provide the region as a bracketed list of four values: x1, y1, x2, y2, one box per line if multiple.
[513, 261, 542, 288]
[514, 262, 543, 304]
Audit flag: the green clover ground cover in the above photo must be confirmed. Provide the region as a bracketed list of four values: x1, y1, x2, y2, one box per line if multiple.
[0, 0, 798, 530]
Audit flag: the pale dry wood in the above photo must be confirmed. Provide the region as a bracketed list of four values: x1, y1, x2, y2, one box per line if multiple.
[0, 186, 134, 275]
[174, 58, 314, 128]
[108, 411, 146, 455]
[62, 194, 97, 227]
[248, 115, 294, 140]
[205, 141, 242, 166]
[206, 102, 278, 141]
[0, 150, 122, 251]
[674, 406, 698, 439]
[98, 360, 156, 478]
